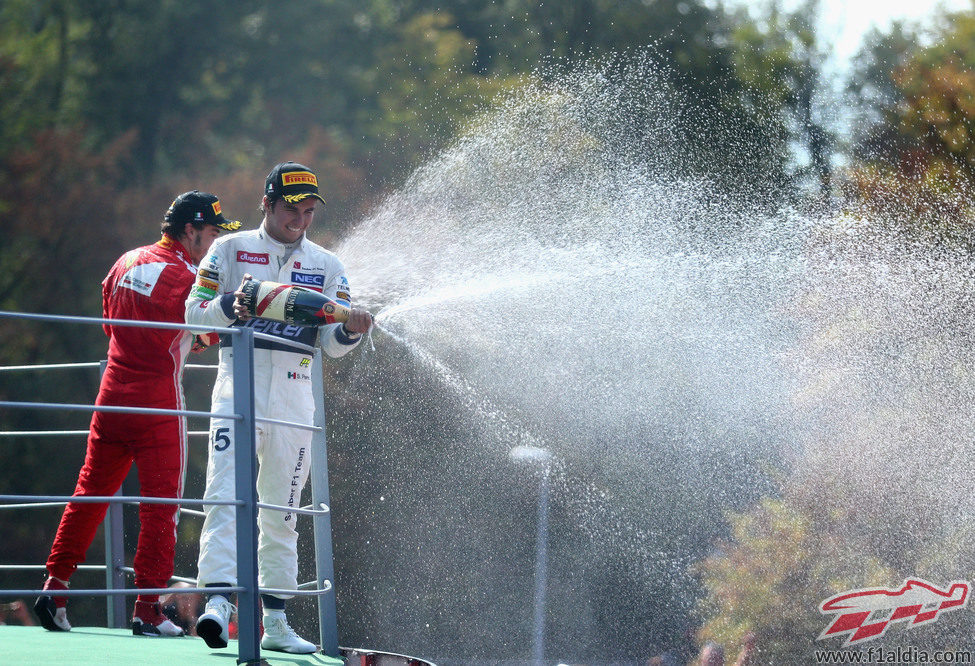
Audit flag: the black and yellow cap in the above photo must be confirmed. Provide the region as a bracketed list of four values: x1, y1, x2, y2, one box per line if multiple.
[264, 161, 326, 206]
[165, 191, 241, 231]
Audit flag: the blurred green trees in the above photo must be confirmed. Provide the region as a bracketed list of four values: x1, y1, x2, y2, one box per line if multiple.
[693, 10, 975, 660]
[0, 0, 845, 221]
[842, 6, 975, 231]
[0, 0, 850, 354]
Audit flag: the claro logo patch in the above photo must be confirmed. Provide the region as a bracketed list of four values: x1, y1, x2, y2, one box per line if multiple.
[237, 251, 270, 265]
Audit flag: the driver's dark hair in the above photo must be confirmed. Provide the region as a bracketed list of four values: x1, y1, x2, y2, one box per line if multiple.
[259, 196, 279, 217]
[161, 216, 205, 239]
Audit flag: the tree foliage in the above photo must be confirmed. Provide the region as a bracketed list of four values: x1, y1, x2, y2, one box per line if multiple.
[895, 55, 975, 179]
[727, 0, 833, 193]
[840, 5, 975, 236]
[695, 494, 898, 663]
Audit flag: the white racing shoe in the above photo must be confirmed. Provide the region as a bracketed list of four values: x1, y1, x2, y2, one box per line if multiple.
[260, 613, 317, 654]
[196, 595, 236, 649]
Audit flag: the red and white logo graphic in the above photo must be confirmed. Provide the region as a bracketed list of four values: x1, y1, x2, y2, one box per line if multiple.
[818, 579, 969, 646]
[237, 251, 270, 265]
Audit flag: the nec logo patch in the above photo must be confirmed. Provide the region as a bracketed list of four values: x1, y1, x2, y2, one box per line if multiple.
[237, 251, 270, 265]
[291, 272, 324, 287]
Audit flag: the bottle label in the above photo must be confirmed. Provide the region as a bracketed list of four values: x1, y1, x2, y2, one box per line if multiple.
[241, 277, 351, 326]
[246, 280, 291, 322]
[285, 287, 312, 324]
[310, 299, 338, 325]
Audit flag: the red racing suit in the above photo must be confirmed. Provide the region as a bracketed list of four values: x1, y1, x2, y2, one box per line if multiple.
[45, 235, 200, 593]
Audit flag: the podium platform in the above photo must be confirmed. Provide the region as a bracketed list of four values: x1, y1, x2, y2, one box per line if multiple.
[0, 625, 344, 665]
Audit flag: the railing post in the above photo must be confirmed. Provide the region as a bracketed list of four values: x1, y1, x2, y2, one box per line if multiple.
[104, 489, 127, 628]
[532, 465, 550, 666]
[100, 359, 127, 629]
[232, 328, 262, 665]
[310, 349, 340, 656]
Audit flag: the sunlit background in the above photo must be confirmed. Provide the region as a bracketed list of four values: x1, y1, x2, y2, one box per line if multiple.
[2, 1, 975, 664]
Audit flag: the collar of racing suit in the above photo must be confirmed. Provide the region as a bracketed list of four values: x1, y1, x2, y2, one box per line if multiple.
[258, 223, 305, 270]
[156, 234, 193, 265]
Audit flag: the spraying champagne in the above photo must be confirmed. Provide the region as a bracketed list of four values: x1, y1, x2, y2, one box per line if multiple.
[239, 277, 351, 326]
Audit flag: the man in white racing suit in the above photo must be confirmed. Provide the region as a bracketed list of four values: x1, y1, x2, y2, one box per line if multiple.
[185, 162, 372, 654]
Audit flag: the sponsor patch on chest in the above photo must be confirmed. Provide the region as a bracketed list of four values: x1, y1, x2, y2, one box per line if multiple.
[237, 251, 270, 265]
[119, 262, 167, 297]
[291, 271, 324, 287]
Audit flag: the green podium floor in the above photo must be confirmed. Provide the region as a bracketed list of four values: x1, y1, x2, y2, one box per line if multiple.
[0, 625, 344, 665]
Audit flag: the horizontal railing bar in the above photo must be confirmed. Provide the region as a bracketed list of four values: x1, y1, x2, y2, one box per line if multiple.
[0, 500, 219, 514]
[0, 495, 241, 508]
[0, 570, 329, 596]
[0, 586, 242, 598]
[0, 362, 101, 372]
[261, 582, 333, 597]
[0, 362, 217, 372]
[1, 565, 197, 588]
[255, 415, 322, 433]
[0, 401, 237, 421]
[0, 431, 89, 437]
[117, 567, 198, 586]
[0, 430, 210, 438]
[256, 501, 329, 516]
[0, 502, 207, 512]
[2, 423, 319, 440]
[1, 565, 199, 587]
[0, 564, 104, 572]
[0, 310, 238, 335]
[0, 583, 329, 598]
[0, 502, 74, 510]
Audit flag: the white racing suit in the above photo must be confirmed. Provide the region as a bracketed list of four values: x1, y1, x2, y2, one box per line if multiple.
[185, 224, 360, 596]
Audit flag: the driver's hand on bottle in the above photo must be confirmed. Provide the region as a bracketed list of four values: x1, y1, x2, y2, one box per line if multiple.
[233, 273, 253, 321]
[344, 308, 373, 335]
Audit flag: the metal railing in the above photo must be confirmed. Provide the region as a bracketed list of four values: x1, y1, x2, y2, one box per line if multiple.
[0, 310, 340, 665]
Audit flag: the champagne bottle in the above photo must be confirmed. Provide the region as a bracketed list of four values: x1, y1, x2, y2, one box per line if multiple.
[239, 277, 350, 326]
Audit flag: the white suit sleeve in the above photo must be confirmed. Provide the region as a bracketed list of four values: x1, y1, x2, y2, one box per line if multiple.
[317, 261, 361, 359]
[185, 241, 237, 334]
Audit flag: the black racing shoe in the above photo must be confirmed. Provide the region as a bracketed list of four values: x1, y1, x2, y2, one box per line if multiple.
[131, 600, 184, 637]
[34, 577, 71, 632]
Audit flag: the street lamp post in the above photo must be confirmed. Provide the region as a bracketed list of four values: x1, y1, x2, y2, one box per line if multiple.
[509, 445, 553, 666]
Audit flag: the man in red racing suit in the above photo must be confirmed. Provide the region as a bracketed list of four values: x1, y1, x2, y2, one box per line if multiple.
[33, 191, 239, 637]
